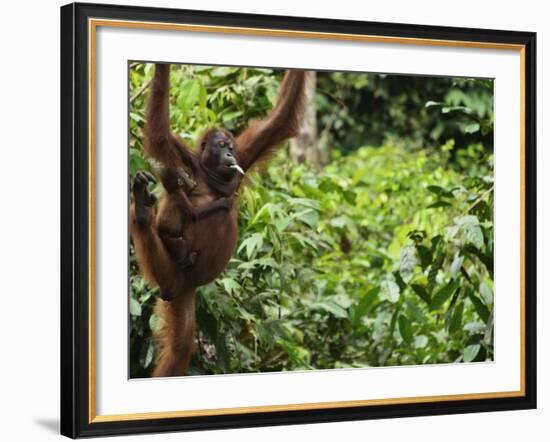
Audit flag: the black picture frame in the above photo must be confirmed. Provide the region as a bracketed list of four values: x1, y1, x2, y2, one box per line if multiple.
[60, 2, 537, 438]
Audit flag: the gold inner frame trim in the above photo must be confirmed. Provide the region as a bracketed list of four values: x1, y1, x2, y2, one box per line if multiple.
[88, 17, 527, 424]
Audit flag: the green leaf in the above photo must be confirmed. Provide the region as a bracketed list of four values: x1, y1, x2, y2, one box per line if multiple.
[274, 217, 291, 232]
[399, 245, 418, 283]
[148, 314, 164, 333]
[389, 309, 399, 336]
[177, 79, 200, 110]
[129, 297, 142, 316]
[252, 202, 283, 223]
[425, 100, 441, 108]
[431, 280, 460, 310]
[222, 110, 243, 122]
[380, 280, 400, 303]
[343, 190, 357, 204]
[237, 233, 264, 259]
[431, 235, 443, 251]
[129, 111, 144, 123]
[290, 232, 319, 251]
[464, 321, 486, 334]
[398, 315, 414, 344]
[144, 343, 155, 368]
[416, 245, 432, 270]
[449, 255, 464, 279]
[318, 301, 348, 319]
[441, 105, 470, 114]
[461, 122, 480, 134]
[235, 306, 255, 323]
[463, 344, 481, 362]
[243, 75, 262, 88]
[331, 293, 354, 309]
[463, 244, 493, 277]
[294, 209, 319, 228]
[427, 201, 452, 209]
[479, 282, 493, 306]
[214, 296, 237, 319]
[444, 288, 461, 330]
[353, 287, 380, 321]
[414, 335, 428, 349]
[220, 278, 241, 295]
[393, 271, 407, 292]
[215, 335, 230, 372]
[330, 215, 352, 228]
[129, 148, 149, 176]
[406, 299, 425, 323]
[286, 197, 320, 210]
[411, 284, 431, 305]
[426, 185, 453, 198]
[455, 215, 484, 249]
[467, 291, 490, 323]
[448, 302, 464, 334]
[198, 81, 207, 109]
[210, 66, 238, 77]
[484, 310, 494, 346]
[427, 250, 444, 294]
[256, 257, 278, 269]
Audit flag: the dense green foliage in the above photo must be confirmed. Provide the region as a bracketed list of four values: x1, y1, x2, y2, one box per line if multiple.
[129, 63, 494, 377]
[317, 72, 494, 155]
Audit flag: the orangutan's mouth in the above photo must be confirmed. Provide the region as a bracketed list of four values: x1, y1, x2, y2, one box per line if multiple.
[227, 164, 245, 175]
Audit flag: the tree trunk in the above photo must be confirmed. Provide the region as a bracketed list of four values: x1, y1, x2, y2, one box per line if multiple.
[290, 71, 322, 168]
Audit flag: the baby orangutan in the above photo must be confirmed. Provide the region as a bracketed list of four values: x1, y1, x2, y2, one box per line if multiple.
[132, 168, 232, 300]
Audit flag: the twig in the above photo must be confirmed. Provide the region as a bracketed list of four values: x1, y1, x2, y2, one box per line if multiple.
[465, 184, 494, 214]
[317, 88, 347, 109]
[262, 350, 285, 366]
[130, 78, 152, 104]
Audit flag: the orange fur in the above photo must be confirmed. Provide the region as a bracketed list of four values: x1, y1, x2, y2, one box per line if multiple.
[152, 290, 196, 377]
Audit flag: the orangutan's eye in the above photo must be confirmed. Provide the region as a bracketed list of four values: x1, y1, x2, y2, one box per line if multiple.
[177, 178, 183, 186]
[218, 140, 226, 148]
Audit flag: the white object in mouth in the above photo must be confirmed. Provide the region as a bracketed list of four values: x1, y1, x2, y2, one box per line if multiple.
[229, 164, 245, 175]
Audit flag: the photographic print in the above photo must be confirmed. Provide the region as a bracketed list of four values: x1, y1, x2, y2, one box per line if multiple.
[61, 4, 536, 436]
[128, 63, 495, 378]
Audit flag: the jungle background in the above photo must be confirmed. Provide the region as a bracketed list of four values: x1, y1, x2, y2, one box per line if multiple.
[129, 63, 494, 378]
